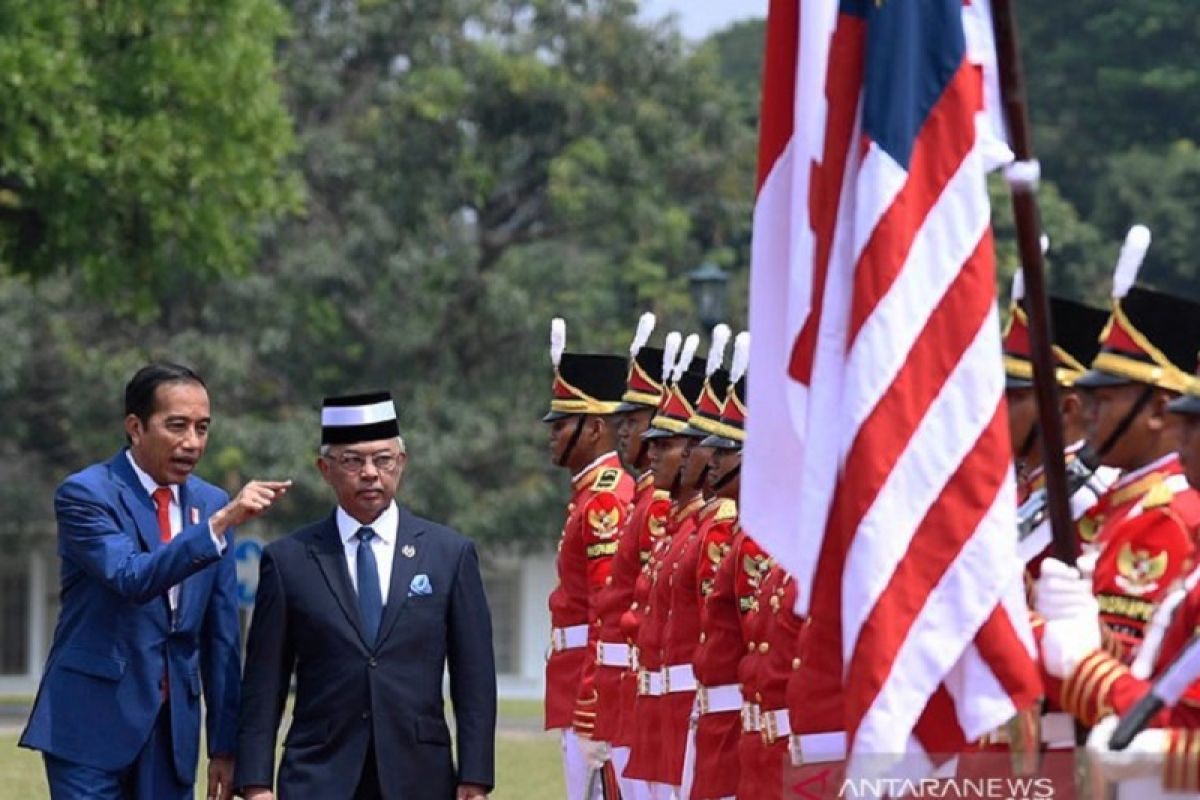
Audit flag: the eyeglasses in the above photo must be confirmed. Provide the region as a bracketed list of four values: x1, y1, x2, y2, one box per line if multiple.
[327, 451, 401, 474]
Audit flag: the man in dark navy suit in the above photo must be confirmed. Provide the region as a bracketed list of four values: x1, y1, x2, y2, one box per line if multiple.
[21, 362, 291, 800]
[236, 391, 496, 800]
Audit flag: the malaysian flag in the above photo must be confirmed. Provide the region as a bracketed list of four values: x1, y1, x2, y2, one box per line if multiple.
[742, 0, 1042, 781]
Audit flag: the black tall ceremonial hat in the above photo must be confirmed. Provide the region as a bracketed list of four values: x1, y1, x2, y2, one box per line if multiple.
[617, 312, 667, 412]
[701, 331, 751, 450]
[542, 317, 627, 422]
[1076, 286, 1200, 392]
[321, 391, 400, 445]
[618, 347, 666, 412]
[1073, 225, 1200, 392]
[1002, 265, 1109, 391]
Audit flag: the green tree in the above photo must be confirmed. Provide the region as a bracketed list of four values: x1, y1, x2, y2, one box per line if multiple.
[0, 0, 302, 307]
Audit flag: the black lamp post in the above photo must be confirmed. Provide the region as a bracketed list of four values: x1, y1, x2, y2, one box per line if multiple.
[688, 261, 730, 331]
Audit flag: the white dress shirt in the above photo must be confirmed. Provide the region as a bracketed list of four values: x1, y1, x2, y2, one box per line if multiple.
[337, 501, 398, 605]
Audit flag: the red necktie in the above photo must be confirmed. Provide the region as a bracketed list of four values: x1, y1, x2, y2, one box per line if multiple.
[153, 487, 173, 543]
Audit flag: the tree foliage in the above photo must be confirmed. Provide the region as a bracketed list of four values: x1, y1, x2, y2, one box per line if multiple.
[0, 0, 302, 308]
[1, 0, 754, 549]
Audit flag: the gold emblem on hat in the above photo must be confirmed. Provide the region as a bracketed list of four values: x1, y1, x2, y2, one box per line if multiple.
[402, 544, 416, 558]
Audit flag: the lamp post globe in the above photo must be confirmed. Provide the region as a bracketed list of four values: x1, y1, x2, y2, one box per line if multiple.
[687, 261, 730, 331]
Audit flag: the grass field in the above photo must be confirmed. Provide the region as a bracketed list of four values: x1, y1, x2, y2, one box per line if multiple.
[0, 700, 563, 799]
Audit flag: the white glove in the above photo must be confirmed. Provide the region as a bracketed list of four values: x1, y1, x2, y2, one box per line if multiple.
[578, 736, 611, 769]
[1041, 616, 1101, 678]
[1086, 714, 1167, 782]
[1035, 555, 1098, 621]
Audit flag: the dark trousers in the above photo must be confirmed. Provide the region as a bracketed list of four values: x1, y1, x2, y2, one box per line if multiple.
[44, 705, 190, 800]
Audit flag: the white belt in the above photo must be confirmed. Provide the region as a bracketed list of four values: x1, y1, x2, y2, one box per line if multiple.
[741, 703, 761, 733]
[761, 708, 792, 743]
[664, 663, 697, 693]
[697, 684, 742, 715]
[1042, 712, 1075, 750]
[789, 731, 846, 765]
[551, 624, 588, 651]
[638, 669, 666, 696]
[597, 641, 630, 668]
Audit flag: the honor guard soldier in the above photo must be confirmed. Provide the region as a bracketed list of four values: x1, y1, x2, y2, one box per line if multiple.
[1037, 362, 1200, 799]
[690, 333, 750, 800]
[624, 335, 704, 797]
[614, 335, 678, 800]
[1001, 276, 1117, 574]
[1046, 227, 1200, 657]
[660, 325, 734, 798]
[592, 313, 667, 799]
[542, 319, 636, 800]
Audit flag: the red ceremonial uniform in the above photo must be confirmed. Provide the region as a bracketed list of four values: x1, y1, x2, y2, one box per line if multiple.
[545, 451, 635, 732]
[1090, 454, 1200, 656]
[1061, 563, 1200, 791]
[588, 470, 655, 743]
[615, 481, 671, 749]
[625, 494, 704, 784]
[751, 567, 803, 800]
[692, 523, 744, 799]
[736, 538, 773, 799]
[657, 497, 735, 787]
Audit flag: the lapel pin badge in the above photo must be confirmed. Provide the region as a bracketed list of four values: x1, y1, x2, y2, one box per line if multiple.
[190, 507, 200, 525]
[401, 544, 416, 559]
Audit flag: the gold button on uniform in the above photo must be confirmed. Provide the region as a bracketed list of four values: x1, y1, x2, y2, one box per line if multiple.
[792, 658, 801, 670]
[758, 642, 769, 654]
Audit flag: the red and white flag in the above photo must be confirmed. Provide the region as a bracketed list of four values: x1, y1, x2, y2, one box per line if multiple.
[742, 0, 1041, 780]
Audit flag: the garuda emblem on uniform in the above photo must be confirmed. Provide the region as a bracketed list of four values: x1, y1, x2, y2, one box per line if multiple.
[1114, 543, 1169, 596]
[588, 501, 621, 540]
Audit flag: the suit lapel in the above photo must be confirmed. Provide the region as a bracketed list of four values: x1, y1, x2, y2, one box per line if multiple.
[308, 514, 369, 648]
[376, 507, 426, 648]
[110, 451, 163, 554]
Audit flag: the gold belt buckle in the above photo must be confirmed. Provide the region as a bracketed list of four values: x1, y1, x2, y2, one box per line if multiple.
[597, 641, 605, 662]
[663, 667, 671, 693]
[763, 711, 777, 744]
[638, 669, 650, 695]
[698, 686, 710, 715]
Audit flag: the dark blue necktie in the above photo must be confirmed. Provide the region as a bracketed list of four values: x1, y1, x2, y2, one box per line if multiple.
[355, 527, 383, 646]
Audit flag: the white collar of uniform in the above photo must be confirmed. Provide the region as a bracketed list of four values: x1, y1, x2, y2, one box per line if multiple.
[125, 449, 180, 506]
[337, 501, 399, 546]
[1113, 452, 1179, 490]
[573, 450, 617, 483]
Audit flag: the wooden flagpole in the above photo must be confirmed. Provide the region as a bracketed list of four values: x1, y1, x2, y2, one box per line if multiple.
[989, 0, 1077, 566]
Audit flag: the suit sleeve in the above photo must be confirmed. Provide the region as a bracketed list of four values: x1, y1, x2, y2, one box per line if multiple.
[200, 498, 241, 757]
[447, 540, 497, 790]
[235, 548, 295, 793]
[55, 477, 223, 603]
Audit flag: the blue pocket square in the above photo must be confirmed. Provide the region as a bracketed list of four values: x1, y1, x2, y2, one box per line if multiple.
[408, 574, 433, 597]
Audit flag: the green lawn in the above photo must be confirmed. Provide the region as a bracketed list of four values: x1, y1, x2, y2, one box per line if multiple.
[0, 700, 563, 799]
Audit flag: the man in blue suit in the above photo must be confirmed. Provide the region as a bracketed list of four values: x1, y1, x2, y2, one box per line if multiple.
[236, 391, 497, 799]
[21, 362, 293, 800]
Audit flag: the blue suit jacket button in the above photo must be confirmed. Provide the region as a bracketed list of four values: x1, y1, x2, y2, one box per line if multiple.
[362, 710, 371, 720]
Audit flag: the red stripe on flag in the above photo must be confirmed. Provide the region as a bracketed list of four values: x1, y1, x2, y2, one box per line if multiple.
[837, 230, 997, 534]
[756, 0, 800, 192]
[787, 15, 866, 386]
[844, 400, 1011, 739]
[973, 607, 1042, 711]
[848, 60, 983, 347]
[914, 685, 968, 757]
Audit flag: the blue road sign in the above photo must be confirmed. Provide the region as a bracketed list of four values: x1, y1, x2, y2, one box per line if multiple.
[234, 537, 265, 609]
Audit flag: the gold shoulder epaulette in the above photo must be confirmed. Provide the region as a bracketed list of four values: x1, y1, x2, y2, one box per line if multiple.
[1142, 481, 1175, 510]
[591, 467, 622, 493]
[715, 498, 738, 523]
